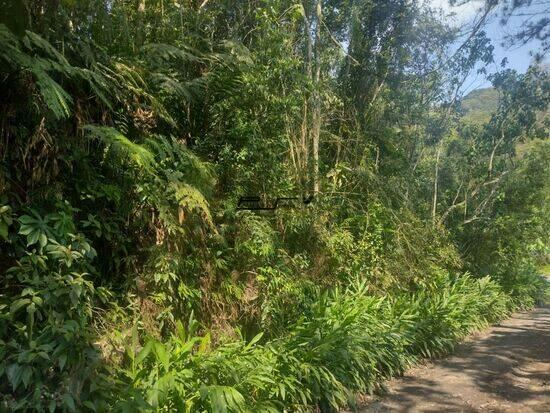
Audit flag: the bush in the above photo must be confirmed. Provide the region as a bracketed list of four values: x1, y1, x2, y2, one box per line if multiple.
[0, 210, 108, 411]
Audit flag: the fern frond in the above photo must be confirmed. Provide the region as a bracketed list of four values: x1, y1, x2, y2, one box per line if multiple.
[213, 40, 253, 67]
[23, 30, 71, 67]
[171, 182, 214, 228]
[142, 43, 204, 65]
[76, 67, 114, 110]
[34, 71, 73, 119]
[99, 62, 175, 126]
[150, 73, 208, 102]
[84, 125, 156, 170]
[146, 135, 216, 192]
[0, 24, 31, 66]
[1, 25, 114, 118]
[0, 27, 74, 120]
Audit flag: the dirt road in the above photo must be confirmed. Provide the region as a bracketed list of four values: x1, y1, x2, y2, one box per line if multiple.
[358, 306, 550, 412]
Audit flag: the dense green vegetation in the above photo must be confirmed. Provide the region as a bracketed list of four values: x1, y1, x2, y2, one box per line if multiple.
[0, 1, 548, 412]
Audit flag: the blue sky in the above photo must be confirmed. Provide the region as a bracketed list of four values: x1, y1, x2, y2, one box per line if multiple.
[429, 0, 549, 92]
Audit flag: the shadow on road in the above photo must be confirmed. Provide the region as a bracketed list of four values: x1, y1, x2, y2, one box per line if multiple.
[359, 306, 550, 412]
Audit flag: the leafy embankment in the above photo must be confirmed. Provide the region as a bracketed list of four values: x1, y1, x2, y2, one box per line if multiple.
[0, 1, 549, 412]
[115, 274, 542, 412]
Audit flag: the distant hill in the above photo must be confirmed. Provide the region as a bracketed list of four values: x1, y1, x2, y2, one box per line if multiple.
[460, 87, 499, 124]
[461, 85, 547, 158]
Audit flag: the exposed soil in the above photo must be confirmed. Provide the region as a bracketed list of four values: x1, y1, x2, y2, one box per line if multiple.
[357, 306, 550, 412]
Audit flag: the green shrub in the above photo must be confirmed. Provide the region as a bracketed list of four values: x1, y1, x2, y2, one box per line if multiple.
[0, 209, 109, 411]
[112, 271, 539, 412]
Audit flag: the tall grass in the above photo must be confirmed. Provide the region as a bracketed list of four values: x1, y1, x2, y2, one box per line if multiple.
[111, 271, 544, 412]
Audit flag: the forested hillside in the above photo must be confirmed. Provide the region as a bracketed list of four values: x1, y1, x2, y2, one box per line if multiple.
[461, 87, 499, 123]
[0, 1, 548, 412]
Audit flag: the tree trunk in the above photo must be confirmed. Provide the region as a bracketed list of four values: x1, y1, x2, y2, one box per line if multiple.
[432, 143, 442, 224]
[300, 1, 313, 194]
[489, 133, 504, 178]
[311, 0, 322, 194]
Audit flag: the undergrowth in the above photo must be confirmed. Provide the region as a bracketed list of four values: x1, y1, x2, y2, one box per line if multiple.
[0, 4, 548, 412]
[108, 272, 542, 412]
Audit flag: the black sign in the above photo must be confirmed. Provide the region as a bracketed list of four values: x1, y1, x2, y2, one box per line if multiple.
[237, 195, 314, 210]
